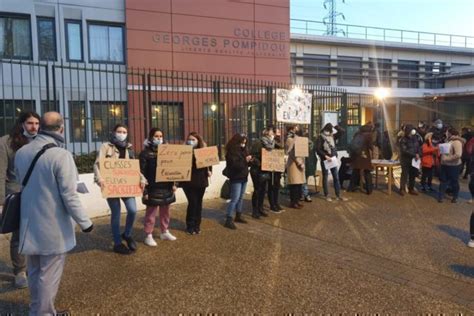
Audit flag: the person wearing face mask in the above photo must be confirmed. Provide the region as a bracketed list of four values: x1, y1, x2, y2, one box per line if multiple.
[437, 128, 465, 203]
[94, 124, 146, 255]
[181, 132, 212, 235]
[285, 125, 306, 208]
[15, 112, 93, 315]
[315, 123, 347, 202]
[399, 125, 422, 196]
[139, 128, 177, 246]
[0, 111, 40, 289]
[250, 127, 277, 217]
[429, 119, 447, 147]
[417, 121, 428, 140]
[223, 133, 252, 229]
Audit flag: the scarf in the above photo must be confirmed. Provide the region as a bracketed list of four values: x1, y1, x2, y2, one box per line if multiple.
[261, 136, 275, 150]
[39, 130, 65, 146]
[110, 134, 128, 149]
[321, 133, 336, 155]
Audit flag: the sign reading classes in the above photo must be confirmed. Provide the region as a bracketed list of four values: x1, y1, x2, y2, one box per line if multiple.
[156, 144, 193, 182]
[100, 159, 142, 198]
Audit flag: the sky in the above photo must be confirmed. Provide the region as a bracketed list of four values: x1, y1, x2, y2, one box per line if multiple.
[291, 0, 474, 38]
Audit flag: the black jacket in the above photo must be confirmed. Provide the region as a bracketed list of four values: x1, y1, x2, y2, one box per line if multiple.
[181, 154, 211, 189]
[139, 144, 175, 206]
[225, 147, 249, 182]
[315, 126, 344, 159]
[399, 135, 421, 165]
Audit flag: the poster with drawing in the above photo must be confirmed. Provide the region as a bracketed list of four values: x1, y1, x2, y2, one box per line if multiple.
[276, 88, 312, 124]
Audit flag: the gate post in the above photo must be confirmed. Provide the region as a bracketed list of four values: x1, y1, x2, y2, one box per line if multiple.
[212, 80, 222, 159]
[340, 92, 348, 148]
[265, 86, 273, 125]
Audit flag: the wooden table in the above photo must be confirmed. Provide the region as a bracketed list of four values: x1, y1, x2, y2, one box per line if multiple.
[371, 159, 401, 195]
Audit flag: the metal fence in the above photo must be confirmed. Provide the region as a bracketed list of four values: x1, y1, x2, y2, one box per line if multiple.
[0, 59, 349, 164]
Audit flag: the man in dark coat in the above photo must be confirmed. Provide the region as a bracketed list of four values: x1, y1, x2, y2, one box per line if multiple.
[399, 124, 422, 195]
[348, 124, 374, 194]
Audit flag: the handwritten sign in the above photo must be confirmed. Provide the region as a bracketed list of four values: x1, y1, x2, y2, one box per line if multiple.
[276, 88, 312, 124]
[194, 146, 219, 168]
[156, 144, 193, 182]
[295, 137, 309, 157]
[261, 149, 285, 172]
[100, 159, 142, 198]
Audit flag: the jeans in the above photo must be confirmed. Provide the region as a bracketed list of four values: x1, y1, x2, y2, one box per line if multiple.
[400, 164, 418, 191]
[438, 164, 461, 200]
[10, 229, 26, 275]
[302, 182, 309, 197]
[106, 197, 138, 246]
[144, 204, 171, 234]
[183, 186, 206, 231]
[421, 166, 434, 188]
[226, 181, 247, 217]
[320, 160, 341, 197]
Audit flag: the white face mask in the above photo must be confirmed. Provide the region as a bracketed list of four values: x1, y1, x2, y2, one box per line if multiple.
[187, 140, 197, 147]
[115, 133, 127, 142]
[410, 129, 417, 136]
[22, 124, 37, 139]
[240, 143, 246, 148]
[323, 131, 331, 136]
[418, 124, 424, 128]
[436, 124, 443, 129]
[153, 138, 162, 145]
[269, 135, 275, 141]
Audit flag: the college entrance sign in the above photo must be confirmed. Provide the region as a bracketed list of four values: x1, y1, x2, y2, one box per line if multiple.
[276, 88, 313, 124]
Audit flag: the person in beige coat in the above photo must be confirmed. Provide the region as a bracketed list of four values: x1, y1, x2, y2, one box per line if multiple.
[285, 125, 305, 209]
[438, 128, 465, 203]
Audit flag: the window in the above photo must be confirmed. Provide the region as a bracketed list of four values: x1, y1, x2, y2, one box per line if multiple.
[66, 20, 82, 61]
[0, 100, 35, 136]
[425, 62, 446, 89]
[337, 56, 362, 87]
[0, 14, 31, 59]
[37, 17, 56, 61]
[151, 102, 183, 142]
[88, 23, 124, 63]
[41, 100, 59, 114]
[91, 102, 126, 141]
[398, 60, 419, 88]
[303, 54, 330, 85]
[69, 101, 86, 142]
[369, 58, 391, 87]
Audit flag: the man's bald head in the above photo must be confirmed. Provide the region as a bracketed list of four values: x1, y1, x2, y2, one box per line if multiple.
[41, 112, 64, 132]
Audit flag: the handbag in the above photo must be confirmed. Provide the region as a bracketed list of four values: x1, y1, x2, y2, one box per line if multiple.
[220, 180, 231, 199]
[0, 143, 56, 234]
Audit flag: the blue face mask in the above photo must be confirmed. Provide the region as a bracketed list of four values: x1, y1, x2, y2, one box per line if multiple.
[153, 138, 162, 146]
[187, 140, 196, 147]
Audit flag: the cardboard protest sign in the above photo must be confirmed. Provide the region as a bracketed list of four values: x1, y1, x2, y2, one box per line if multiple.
[261, 149, 285, 172]
[276, 88, 312, 124]
[156, 144, 193, 182]
[194, 146, 219, 168]
[295, 137, 309, 157]
[99, 159, 142, 198]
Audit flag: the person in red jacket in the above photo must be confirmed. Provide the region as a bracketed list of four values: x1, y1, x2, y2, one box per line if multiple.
[420, 132, 438, 192]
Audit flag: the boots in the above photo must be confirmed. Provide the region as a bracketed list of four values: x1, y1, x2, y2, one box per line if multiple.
[235, 212, 248, 224]
[224, 216, 237, 229]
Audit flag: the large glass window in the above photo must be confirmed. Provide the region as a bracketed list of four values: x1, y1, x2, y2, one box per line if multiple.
[88, 23, 124, 63]
[369, 58, 391, 87]
[0, 100, 35, 136]
[37, 17, 56, 61]
[66, 20, 82, 61]
[0, 14, 31, 59]
[151, 102, 183, 142]
[69, 101, 86, 142]
[91, 101, 126, 141]
[303, 54, 330, 85]
[398, 60, 419, 88]
[337, 56, 362, 87]
[425, 61, 446, 89]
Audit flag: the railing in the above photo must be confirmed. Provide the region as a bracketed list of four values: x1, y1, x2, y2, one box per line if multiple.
[290, 19, 474, 49]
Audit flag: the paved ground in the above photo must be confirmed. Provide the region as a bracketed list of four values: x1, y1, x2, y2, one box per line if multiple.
[0, 177, 473, 313]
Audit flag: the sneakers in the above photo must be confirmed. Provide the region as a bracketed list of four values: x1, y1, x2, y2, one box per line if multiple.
[289, 203, 303, 209]
[336, 196, 348, 201]
[451, 198, 458, 204]
[160, 230, 177, 241]
[325, 196, 333, 202]
[467, 239, 474, 248]
[304, 196, 312, 202]
[271, 208, 285, 214]
[259, 210, 269, 217]
[144, 234, 157, 247]
[14, 272, 28, 289]
[186, 228, 196, 235]
[468, 199, 473, 204]
[113, 243, 132, 255]
[121, 233, 137, 251]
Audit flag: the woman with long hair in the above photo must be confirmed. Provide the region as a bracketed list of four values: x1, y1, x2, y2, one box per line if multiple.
[94, 124, 146, 254]
[223, 133, 252, 229]
[140, 128, 177, 246]
[181, 132, 212, 235]
[0, 111, 40, 288]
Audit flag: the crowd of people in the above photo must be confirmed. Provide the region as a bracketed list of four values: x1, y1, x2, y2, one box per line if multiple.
[0, 111, 473, 314]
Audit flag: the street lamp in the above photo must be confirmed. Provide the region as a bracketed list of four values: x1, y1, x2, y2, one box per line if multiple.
[374, 88, 390, 159]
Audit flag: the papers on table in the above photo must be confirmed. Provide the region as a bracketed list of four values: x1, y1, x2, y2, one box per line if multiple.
[324, 156, 339, 170]
[411, 158, 421, 170]
[439, 143, 451, 155]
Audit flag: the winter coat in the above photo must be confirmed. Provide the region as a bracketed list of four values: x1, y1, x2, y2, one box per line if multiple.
[421, 143, 438, 168]
[350, 130, 373, 170]
[440, 136, 465, 166]
[139, 143, 175, 206]
[305, 138, 318, 177]
[181, 151, 211, 189]
[285, 135, 305, 184]
[315, 127, 344, 159]
[15, 133, 92, 255]
[225, 147, 249, 183]
[399, 135, 422, 166]
[0, 135, 21, 204]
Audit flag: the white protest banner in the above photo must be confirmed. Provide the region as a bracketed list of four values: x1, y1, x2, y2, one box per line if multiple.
[156, 144, 193, 182]
[194, 146, 219, 169]
[295, 136, 309, 157]
[261, 149, 285, 172]
[439, 143, 451, 155]
[276, 88, 312, 124]
[100, 159, 142, 198]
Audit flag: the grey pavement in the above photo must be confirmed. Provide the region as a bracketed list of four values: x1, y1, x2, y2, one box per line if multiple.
[0, 179, 473, 313]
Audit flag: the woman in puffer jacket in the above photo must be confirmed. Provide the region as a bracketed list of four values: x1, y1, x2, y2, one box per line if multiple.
[139, 128, 177, 246]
